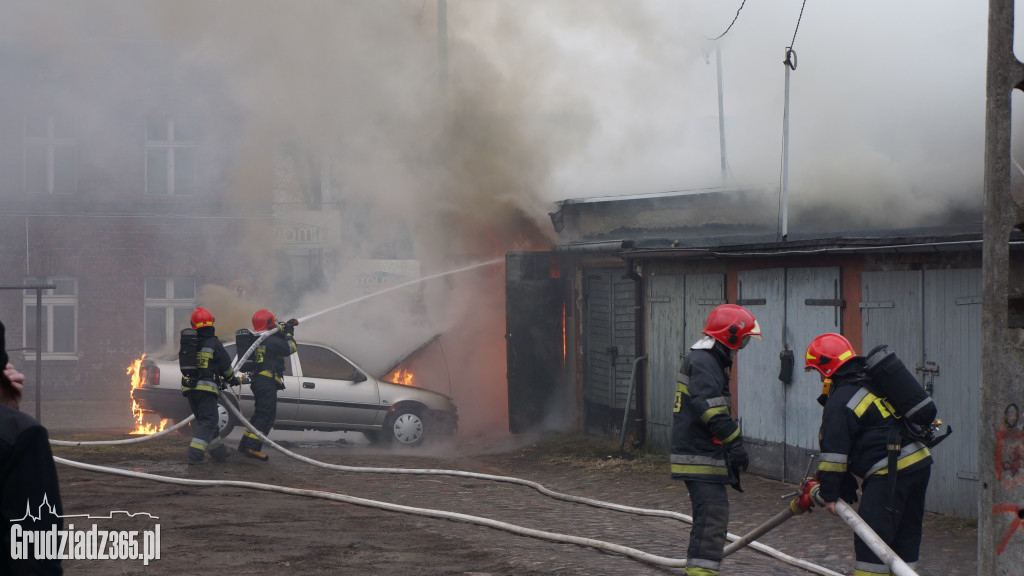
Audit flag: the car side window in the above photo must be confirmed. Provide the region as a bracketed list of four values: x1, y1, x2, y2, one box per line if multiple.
[297, 344, 356, 380]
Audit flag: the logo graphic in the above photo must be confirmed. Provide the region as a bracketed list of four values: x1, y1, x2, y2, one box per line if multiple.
[9, 494, 161, 565]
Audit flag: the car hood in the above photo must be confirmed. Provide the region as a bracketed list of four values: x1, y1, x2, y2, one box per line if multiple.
[313, 331, 444, 381]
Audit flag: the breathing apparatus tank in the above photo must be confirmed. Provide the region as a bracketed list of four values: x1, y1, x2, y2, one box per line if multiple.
[178, 328, 199, 379]
[234, 328, 258, 374]
[864, 344, 951, 447]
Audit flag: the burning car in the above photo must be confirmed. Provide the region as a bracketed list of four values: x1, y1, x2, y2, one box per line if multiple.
[132, 339, 458, 448]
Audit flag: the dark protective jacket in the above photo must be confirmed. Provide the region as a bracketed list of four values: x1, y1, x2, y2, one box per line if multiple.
[181, 326, 237, 395]
[670, 339, 742, 483]
[816, 357, 933, 504]
[1, 405, 63, 575]
[251, 327, 297, 390]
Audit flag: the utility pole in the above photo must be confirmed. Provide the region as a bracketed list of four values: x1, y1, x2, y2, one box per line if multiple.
[980, 1, 1024, 573]
[780, 49, 796, 241]
[437, 0, 448, 96]
[716, 42, 727, 184]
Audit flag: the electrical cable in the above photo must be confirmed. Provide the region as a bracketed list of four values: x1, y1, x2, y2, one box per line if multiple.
[708, 0, 747, 41]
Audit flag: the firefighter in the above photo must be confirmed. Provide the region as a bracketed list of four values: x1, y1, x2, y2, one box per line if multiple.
[237, 309, 297, 461]
[671, 303, 761, 576]
[805, 333, 932, 576]
[181, 307, 237, 465]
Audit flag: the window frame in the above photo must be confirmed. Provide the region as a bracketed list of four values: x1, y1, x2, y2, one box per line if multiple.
[22, 277, 79, 360]
[143, 277, 197, 355]
[144, 117, 197, 196]
[23, 115, 78, 195]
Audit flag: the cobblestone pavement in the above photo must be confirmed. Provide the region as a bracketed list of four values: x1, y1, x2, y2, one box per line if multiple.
[52, 431, 978, 575]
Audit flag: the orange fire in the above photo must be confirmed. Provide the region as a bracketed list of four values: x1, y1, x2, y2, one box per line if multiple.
[388, 368, 415, 386]
[127, 354, 168, 435]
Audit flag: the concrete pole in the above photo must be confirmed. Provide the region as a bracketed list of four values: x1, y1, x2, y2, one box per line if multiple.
[980, 1, 1024, 573]
[781, 50, 794, 240]
[716, 42, 727, 184]
[437, 0, 448, 95]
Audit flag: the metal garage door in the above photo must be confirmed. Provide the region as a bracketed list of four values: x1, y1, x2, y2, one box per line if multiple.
[583, 268, 636, 433]
[646, 273, 724, 450]
[862, 269, 980, 518]
[738, 267, 842, 483]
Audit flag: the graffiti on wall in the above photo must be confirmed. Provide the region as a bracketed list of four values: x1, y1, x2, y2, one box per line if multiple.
[994, 403, 1024, 556]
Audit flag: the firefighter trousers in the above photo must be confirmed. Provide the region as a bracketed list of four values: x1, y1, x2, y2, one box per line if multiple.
[238, 378, 279, 453]
[852, 466, 931, 576]
[683, 480, 730, 576]
[185, 390, 225, 462]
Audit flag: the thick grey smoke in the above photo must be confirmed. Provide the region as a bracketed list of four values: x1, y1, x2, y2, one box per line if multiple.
[1, 1, 1000, 437]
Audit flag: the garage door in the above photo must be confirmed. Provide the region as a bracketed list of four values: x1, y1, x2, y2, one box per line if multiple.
[861, 268, 980, 518]
[738, 267, 842, 483]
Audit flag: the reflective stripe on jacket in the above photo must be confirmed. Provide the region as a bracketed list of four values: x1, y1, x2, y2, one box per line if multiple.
[817, 358, 933, 503]
[670, 344, 739, 483]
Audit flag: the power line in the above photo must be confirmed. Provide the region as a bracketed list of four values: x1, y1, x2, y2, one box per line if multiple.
[709, 0, 747, 41]
[788, 0, 809, 50]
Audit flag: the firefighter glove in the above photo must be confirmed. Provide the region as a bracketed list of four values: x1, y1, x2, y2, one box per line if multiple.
[725, 441, 749, 473]
[280, 321, 295, 337]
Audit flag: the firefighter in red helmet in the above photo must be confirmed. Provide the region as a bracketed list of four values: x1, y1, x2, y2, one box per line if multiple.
[806, 333, 932, 576]
[237, 309, 297, 461]
[670, 303, 761, 576]
[180, 307, 237, 465]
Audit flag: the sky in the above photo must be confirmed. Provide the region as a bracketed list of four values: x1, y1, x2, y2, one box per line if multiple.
[0, 0, 1012, 437]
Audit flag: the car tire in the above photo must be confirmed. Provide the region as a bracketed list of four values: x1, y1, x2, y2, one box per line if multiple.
[183, 393, 239, 439]
[217, 393, 240, 438]
[384, 405, 426, 448]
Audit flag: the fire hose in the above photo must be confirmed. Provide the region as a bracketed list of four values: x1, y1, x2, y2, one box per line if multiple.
[722, 476, 919, 576]
[48, 324, 273, 447]
[50, 399, 839, 575]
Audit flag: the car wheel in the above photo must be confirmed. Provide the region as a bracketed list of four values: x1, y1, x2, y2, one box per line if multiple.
[217, 394, 240, 438]
[384, 406, 426, 448]
[188, 394, 239, 438]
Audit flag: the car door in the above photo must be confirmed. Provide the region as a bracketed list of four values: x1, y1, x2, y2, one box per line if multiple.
[293, 344, 382, 426]
[226, 343, 299, 424]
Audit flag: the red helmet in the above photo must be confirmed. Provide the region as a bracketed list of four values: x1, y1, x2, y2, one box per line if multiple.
[190, 307, 214, 329]
[703, 304, 762, 350]
[804, 333, 856, 377]
[252, 309, 276, 331]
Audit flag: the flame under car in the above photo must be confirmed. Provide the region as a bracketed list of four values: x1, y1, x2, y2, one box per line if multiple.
[133, 341, 458, 448]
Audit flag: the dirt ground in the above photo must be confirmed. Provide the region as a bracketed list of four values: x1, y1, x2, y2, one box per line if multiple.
[39, 424, 977, 576]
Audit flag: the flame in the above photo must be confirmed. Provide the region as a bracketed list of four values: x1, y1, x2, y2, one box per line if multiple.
[388, 368, 415, 386]
[127, 354, 168, 435]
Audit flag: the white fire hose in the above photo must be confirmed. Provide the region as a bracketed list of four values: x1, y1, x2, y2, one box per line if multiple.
[811, 487, 919, 576]
[49, 400, 840, 575]
[49, 415, 195, 446]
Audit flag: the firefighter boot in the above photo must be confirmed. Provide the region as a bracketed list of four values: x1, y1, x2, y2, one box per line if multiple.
[209, 445, 231, 463]
[241, 448, 269, 461]
[186, 447, 209, 466]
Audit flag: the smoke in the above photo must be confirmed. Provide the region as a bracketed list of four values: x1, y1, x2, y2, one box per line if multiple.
[1, 1, 997, 438]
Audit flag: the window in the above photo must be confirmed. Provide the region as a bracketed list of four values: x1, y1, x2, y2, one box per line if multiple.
[297, 344, 357, 380]
[145, 117, 196, 196]
[24, 115, 77, 195]
[23, 277, 78, 359]
[144, 277, 196, 355]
